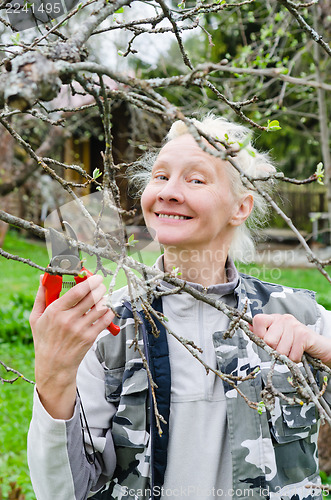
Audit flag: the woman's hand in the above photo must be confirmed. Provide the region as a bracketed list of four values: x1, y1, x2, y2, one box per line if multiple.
[252, 313, 331, 367]
[29, 274, 115, 419]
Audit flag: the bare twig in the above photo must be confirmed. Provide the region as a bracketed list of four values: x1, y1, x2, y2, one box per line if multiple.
[0, 361, 35, 385]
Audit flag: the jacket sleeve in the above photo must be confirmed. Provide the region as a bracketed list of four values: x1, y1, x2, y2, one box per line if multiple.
[317, 303, 331, 405]
[317, 304, 331, 339]
[27, 332, 117, 500]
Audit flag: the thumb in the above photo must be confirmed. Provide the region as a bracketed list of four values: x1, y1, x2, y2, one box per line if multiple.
[30, 275, 46, 321]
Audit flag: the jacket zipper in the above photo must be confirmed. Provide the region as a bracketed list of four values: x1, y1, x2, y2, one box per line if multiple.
[198, 296, 208, 400]
[138, 310, 155, 500]
[123, 302, 155, 500]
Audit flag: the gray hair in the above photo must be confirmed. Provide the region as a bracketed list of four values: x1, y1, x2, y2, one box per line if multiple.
[128, 115, 276, 263]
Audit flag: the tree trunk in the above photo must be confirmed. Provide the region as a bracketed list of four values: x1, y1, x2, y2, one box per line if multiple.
[313, 6, 331, 472]
[314, 7, 331, 242]
[0, 125, 15, 246]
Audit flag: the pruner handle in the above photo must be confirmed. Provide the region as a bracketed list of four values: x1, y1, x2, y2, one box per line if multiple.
[42, 272, 62, 307]
[74, 267, 120, 337]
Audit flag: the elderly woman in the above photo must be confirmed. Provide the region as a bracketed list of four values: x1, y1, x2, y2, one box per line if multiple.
[28, 116, 331, 500]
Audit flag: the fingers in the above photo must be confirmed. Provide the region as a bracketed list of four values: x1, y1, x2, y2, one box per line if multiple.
[73, 281, 108, 317]
[60, 274, 105, 309]
[53, 274, 105, 312]
[31, 273, 111, 341]
[81, 297, 115, 327]
[252, 314, 305, 363]
[85, 308, 115, 339]
[273, 326, 294, 357]
[30, 276, 46, 327]
[288, 342, 304, 364]
[47, 274, 113, 339]
[252, 314, 277, 341]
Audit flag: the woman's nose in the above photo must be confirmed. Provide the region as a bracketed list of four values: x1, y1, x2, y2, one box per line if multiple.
[157, 179, 185, 203]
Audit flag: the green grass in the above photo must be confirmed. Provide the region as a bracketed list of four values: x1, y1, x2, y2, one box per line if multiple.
[0, 230, 49, 304]
[0, 343, 35, 500]
[0, 230, 331, 498]
[237, 262, 331, 310]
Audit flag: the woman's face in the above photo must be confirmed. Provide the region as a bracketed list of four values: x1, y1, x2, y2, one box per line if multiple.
[141, 134, 251, 252]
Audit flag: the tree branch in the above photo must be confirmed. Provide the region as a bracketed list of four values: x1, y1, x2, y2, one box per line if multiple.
[278, 0, 331, 58]
[0, 360, 35, 385]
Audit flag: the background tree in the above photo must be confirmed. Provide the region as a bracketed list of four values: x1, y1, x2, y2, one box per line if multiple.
[132, 1, 331, 193]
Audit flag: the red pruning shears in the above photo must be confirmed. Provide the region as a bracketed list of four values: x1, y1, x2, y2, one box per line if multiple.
[42, 221, 120, 336]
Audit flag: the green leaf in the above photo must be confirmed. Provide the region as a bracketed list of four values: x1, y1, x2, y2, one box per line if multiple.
[266, 119, 281, 132]
[115, 7, 124, 13]
[237, 134, 251, 150]
[257, 401, 265, 415]
[224, 133, 235, 145]
[92, 168, 102, 179]
[10, 33, 20, 45]
[127, 234, 138, 247]
[315, 162, 324, 185]
[172, 266, 182, 276]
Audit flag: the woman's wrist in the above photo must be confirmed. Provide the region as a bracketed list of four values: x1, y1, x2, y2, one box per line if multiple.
[36, 376, 77, 420]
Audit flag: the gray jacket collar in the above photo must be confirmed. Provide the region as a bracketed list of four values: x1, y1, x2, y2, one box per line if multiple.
[153, 254, 239, 297]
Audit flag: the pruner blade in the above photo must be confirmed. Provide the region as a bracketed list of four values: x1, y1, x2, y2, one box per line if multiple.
[48, 222, 81, 272]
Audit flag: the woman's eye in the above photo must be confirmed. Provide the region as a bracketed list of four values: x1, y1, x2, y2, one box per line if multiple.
[190, 179, 204, 184]
[154, 174, 168, 181]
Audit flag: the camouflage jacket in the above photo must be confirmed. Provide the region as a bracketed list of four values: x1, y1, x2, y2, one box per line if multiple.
[91, 273, 325, 500]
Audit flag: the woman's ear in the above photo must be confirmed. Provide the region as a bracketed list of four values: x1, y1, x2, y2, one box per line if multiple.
[230, 194, 254, 226]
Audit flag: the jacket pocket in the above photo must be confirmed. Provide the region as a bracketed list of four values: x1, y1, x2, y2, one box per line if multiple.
[261, 369, 318, 444]
[112, 362, 150, 448]
[104, 366, 125, 404]
[271, 401, 317, 444]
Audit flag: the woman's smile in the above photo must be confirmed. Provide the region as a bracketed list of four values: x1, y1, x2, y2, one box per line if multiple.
[155, 212, 193, 221]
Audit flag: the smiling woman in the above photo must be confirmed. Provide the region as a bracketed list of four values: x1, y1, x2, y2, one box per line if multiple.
[130, 116, 276, 264]
[141, 133, 248, 286]
[27, 115, 331, 500]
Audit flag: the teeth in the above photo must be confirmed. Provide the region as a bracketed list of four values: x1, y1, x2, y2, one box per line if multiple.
[157, 214, 189, 220]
